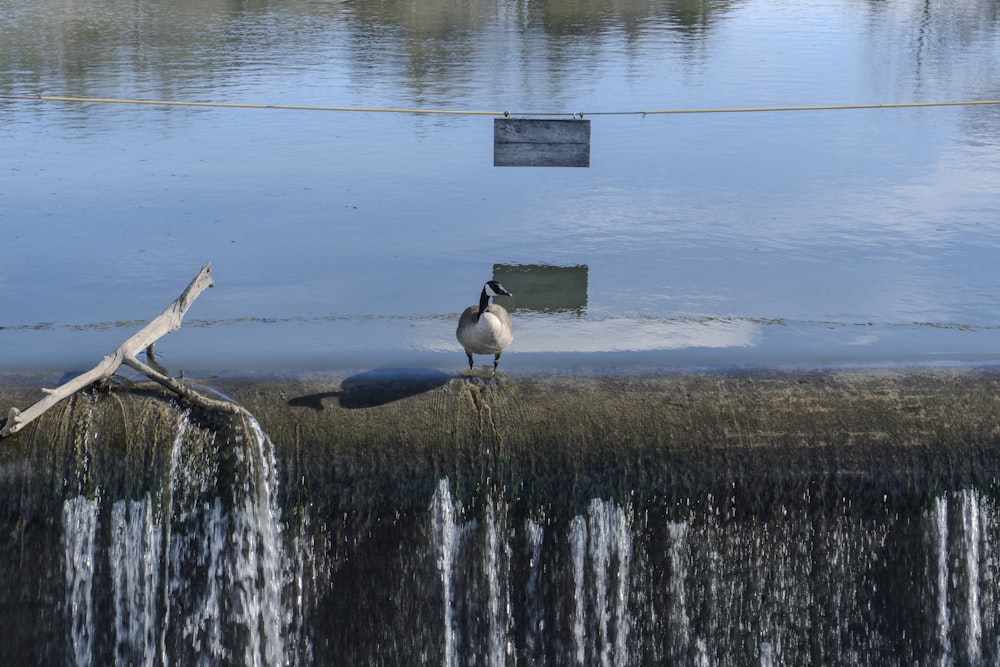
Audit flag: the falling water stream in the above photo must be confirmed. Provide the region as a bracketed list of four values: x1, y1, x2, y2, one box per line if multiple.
[41, 413, 1000, 665]
[59, 412, 302, 666]
[418, 483, 1000, 666]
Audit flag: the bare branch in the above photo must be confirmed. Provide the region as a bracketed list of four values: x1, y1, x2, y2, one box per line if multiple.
[123, 354, 252, 418]
[1, 264, 215, 438]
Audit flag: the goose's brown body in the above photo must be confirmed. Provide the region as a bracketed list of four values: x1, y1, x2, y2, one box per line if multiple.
[456, 281, 514, 375]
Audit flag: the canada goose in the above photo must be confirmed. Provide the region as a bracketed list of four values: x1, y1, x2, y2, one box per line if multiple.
[456, 280, 514, 376]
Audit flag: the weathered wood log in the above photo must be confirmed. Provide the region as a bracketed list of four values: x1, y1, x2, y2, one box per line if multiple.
[0, 263, 229, 438]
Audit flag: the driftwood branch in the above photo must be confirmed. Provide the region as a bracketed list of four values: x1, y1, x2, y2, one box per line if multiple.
[122, 355, 252, 418]
[1, 263, 227, 438]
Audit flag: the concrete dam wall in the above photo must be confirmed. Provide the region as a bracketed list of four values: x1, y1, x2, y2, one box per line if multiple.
[2, 366, 1000, 664]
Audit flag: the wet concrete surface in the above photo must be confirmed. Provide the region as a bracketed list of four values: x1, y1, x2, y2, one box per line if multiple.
[2, 365, 999, 515]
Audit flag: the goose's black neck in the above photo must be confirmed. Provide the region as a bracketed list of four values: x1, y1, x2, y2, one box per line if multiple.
[477, 287, 491, 316]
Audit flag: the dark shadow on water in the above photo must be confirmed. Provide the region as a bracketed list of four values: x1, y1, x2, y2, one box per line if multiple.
[288, 368, 452, 410]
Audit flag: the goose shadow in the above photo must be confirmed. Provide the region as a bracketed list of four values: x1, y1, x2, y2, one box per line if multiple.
[288, 368, 452, 410]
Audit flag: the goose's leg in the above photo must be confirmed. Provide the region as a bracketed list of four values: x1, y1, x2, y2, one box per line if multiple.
[492, 352, 502, 376]
[467, 352, 475, 370]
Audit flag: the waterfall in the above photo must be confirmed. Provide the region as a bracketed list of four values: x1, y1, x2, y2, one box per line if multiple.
[961, 492, 984, 661]
[49, 439, 1000, 665]
[58, 410, 308, 666]
[169, 411, 301, 666]
[522, 517, 546, 662]
[930, 496, 952, 664]
[110, 497, 161, 667]
[666, 520, 692, 662]
[429, 484, 633, 666]
[63, 496, 99, 667]
[927, 489, 996, 666]
[228, 417, 287, 666]
[483, 498, 513, 665]
[569, 499, 631, 666]
[569, 514, 587, 665]
[415, 483, 1000, 664]
[431, 478, 464, 667]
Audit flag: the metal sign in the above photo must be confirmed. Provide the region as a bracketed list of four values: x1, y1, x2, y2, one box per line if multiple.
[493, 118, 591, 167]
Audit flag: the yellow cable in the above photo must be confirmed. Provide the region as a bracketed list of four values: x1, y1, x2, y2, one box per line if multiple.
[17, 94, 506, 115]
[639, 100, 1000, 115]
[3, 93, 1000, 116]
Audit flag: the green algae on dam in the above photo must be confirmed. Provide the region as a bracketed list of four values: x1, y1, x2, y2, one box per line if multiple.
[3, 366, 1000, 515]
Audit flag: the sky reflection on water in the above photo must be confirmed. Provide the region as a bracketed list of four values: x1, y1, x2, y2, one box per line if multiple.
[2, 0, 1000, 371]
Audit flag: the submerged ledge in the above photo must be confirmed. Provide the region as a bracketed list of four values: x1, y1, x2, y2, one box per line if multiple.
[2, 364, 1000, 516]
[5, 315, 1000, 372]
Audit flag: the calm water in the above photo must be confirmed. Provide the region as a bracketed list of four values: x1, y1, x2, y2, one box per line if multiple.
[2, 0, 1000, 371]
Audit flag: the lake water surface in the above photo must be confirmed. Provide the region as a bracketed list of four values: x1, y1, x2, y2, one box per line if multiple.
[3, 0, 1000, 371]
